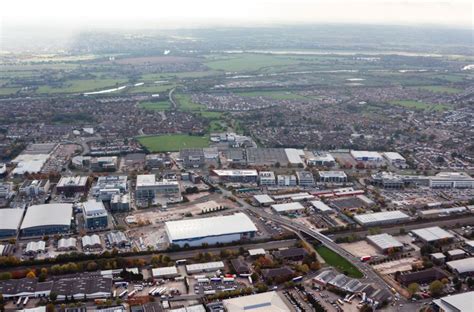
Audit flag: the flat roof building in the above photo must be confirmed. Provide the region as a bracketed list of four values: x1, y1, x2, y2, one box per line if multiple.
[165, 213, 257, 247]
[383, 152, 407, 168]
[277, 174, 297, 187]
[186, 261, 225, 274]
[258, 171, 276, 186]
[136, 174, 181, 204]
[223, 291, 290, 312]
[82, 200, 108, 230]
[271, 202, 305, 214]
[253, 194, 275, 206]
[432, 291, 474, 312]
[295, 171, 315, 187]
[211, 170, 258, 184]
[411, 226, 454, 243]
[306, 151, 335, 166]
[152, 266, 179, 278]
[0, 208, 24, 238]
[350, 150, 383, 162]
[56, 176, 89, 194]
[318, 171, 348, 183]
[354, 211, 410, 226]
[429, 172, 474, 189]
[367, 233, 403, 253]
[20, 203, 73, 237]
[447, 257, 474, 277]
[310, 201, 334, 214]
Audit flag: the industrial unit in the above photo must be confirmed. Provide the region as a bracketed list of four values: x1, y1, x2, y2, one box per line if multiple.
[20, 203, 73, 236]
[353, 211, 410, 226]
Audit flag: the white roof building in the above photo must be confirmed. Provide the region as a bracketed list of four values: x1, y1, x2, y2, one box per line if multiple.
[253, 194, 275, 205]
[284, 148, 305, 165]
[271, 202, 305, 213]
[58, 237, 77, 250]
[383, 152, 406, 162]
[186, 261, 225, 274]
[152, 266, 179, 278]
[354, 211, 410, 226]
[82, 234, 101, 248]
[432, 291, 474, 312]
[367, 233, 403, 251]
[212, 170, 258, 177]
[0, 208, 24, 236]
[165, 213, 257, 247]
[20, 203, 73, 236]
[411, 226, 455, 243]
[25, 241, 46, 254]
[223, 291, 290, 312]
[447, 258, 474, 276]
[310, 201, 334, 213]
[248, 248, 266, 256]
[350, 150, 383, 162]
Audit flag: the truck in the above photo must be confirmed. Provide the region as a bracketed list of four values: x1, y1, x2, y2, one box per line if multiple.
[360, 255, 371, 262]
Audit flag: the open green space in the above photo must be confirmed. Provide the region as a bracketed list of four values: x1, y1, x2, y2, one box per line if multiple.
[141, 71, 220, 81]
[205, 54, 301, 72]
[315, 245, 363, 278]
[0, 87, 20, 95]
[175, 94, 205, 111]
[389, 100, 447, 111]
[138, 101, 171, 111]
[128, 83, 177, 94]
[417, 85, 462, 94]
[236, 90, 308, 100]
[137, 134, 209, 152]
[36, 78, 127, 94]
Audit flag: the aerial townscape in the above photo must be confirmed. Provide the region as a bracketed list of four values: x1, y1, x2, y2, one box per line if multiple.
[0, 2, 473, 312]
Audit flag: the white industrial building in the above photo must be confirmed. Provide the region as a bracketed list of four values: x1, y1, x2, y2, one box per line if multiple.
[271, 202, 305, 214]
[306, 152, 335, 166]
[0, 208, 24, 238]
[223, 291, 290, 312]
[20, 203, 73, 237]
[25, 241, 46, 254]
[152, 266, 179, 278]
[310, 201, 334, 214]
[258, 171, 276, 186]
[367, 233, 403, 252]
[12, 154, 50, 176]
[411, 226, 454, 243]
[429, 172, 474, 189]
[253, 194, 275, 206]
[353, 211, 410, 226]
[350, 150, 383, 162]
[318, 171, 348, 183]
[446, 257, 474, 277]
[383, 152, 407, 168]
[211, 170, 258, 183]
[186, 261, 225, 274]
[432, 291, 474, 312]
[284, 148, 305, 165]
[57, 237, 77, 251]
[165, 213, 257, 247]
[82, 234, 102, 249]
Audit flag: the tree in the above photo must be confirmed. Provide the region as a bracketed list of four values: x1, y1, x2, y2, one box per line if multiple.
[0, 272, 11, 280]
[46, 303, 55, 312]
[49, 292, 58, 302]
[26, 271, 36, 279]
[429, 280, 444, 297]
[407, 283, 420, 296]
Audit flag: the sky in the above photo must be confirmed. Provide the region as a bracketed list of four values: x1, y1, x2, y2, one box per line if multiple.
[1, 0, 472, 30]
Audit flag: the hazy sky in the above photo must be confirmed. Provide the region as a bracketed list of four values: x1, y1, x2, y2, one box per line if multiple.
[1, 0, 473, 29]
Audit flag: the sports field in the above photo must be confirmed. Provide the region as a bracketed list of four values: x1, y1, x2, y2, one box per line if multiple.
[315, 245, 363, 278]
[137, 134, 209, 152]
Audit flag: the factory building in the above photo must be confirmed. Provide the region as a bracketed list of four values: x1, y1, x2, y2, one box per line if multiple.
[306, 151, 336, 167]
[258, 171, 276, 186]
[318, 171, 348, 183]
[411, 226, 454, 244]
[92, 175, 128, 201]
[223, 291, 291, 312]
[186, 261, 225, 274]
[310, 200, 334, 214]
[296, 171, 315, 187]
[382, 152, 407, 168]
[180, 148, 205, 168]
[350, 150, 383, 163]
[82, 200, 108, 230]
[429, 172, 474, 189]
[0, 208, 24, 238]
[211, 170, 258, 184]
[367, 233, 403, 253]
[446, 257, 474, 277]
[135, 174, 181, 204]
[152, 266, 179, 279]
[432, 291, 474, 312]
[165, 213, 257, 247]
[277, 174, 297, 187]
[56, 176, 89, 195]
[353, 211, 410, 227]
[271, 202, 305, 214]
[20, 203, 73, 237]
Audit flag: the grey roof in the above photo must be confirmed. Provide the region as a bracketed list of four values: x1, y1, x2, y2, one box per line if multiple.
[367, 233, 403, 250]
[411, 226, 454, 242]
[447, 257, 474, 275]
[21, 203, 73, 230]
[0, 208, 24, 231]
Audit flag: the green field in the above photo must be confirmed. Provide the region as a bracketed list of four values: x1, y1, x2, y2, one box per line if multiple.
[137, 134, 209, 152]
[36, 78, 127, 94]
[389, 100, 447, 111]
[0, 87, 20, 95]
[175, 94, 205, 111]
[237, 90, 308, 100]
[205, 54, 301, 72]
[315, 245, 363, 278]
[417, 85, 462, 94]
[138, 101, 171, 111]
[128, 83, 177, 94]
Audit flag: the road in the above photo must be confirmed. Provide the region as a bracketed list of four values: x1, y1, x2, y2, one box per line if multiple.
[217, 187, 397, 303]
[169, 87, 177, 110]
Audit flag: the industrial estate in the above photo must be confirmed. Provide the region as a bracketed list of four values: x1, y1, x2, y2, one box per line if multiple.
[0, 22, 473, 312]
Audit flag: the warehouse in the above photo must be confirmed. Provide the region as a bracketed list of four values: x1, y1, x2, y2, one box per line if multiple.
[0, 208, 24, 238]
[353, 211, 410, 226]
[382, 152, 407, 168]
[20, 203, 73, 237]
[350, 150, 383, 163]
[446, 257, 474, 277]
[246, 148, 288, 167]
[432, 291, 474, 312]
[367, 233, 403, 253]
[271, 202, 305, 214]
[411, 226, 454, 243]
[253, 194, 275, 206]
[310, 201, 334, 214]
[165, 213, 257, 247]
[152, 266, 180, 278]
[223, 291, 290, 312]
[186, 261, 225, 274]
[211, 170, 258, 183]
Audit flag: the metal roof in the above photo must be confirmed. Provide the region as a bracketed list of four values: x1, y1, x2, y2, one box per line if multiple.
[152, 266, 178, 277]
[20, 203, 73, 230]
[310, 201, 333, 212]
[0, 208, 24, 231]
[354, 211, 409, 224]
[411, 226, 454, 242]
[223, 291, 290, 312]
[433, 291, 474, 312]
[271, 202, 305, 213]
[165, 213, 257, 241]
[447, 258, 474, 275]
[253, 194, 274, 204]
[367, 233, 403, 250]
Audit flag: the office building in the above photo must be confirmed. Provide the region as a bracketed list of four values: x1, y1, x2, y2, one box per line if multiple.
[82, 200, 108, 230]
[258, 171, 276, 186]
[296, 171, 315, 187]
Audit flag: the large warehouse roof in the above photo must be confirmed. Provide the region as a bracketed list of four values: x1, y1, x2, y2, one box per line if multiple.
[411, 226, 454, 242]
[367, 233, 403, 250]
[0, 209, 24, 231]
[447, 257, 474, 275]
[271, 202, 305, 213]
[223, 291, 290, 312]
[165, 213, 257, 241]
[20, 204, 73, 230]
[433, 291, 474, 312]
[354, 211, 409, 225]
[212, 170, 258, 177]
